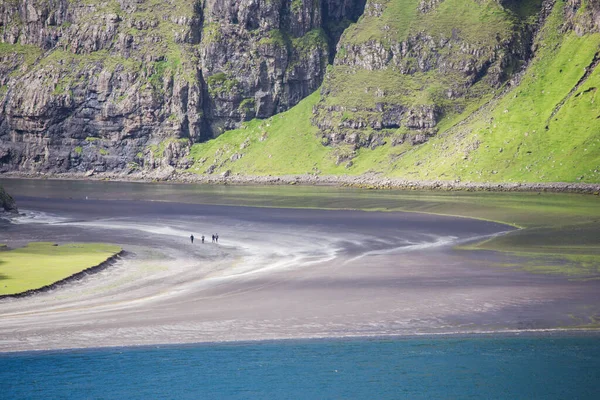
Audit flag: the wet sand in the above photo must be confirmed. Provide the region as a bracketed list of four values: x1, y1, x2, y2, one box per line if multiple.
[1, 196, 599, 352]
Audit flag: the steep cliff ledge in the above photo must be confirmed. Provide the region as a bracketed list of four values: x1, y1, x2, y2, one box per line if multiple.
[312, 0, 547, 156]
[0, 0, 365, 174]
[1, 0, 599, 184]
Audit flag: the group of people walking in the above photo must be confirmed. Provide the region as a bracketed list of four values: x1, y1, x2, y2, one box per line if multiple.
[190, 234, 219, 244]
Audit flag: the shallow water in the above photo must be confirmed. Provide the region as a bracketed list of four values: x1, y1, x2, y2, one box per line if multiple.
[2, 335, 599, 399]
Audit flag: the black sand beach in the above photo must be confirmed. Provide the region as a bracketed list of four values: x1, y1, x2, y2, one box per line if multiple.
[1, 182, 599, 352]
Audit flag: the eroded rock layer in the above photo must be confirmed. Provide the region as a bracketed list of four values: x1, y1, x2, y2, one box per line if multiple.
[1, 0, 598, 175]
[0, 0, 364, 173]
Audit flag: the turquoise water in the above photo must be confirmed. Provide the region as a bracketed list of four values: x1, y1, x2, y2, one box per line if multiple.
[2, 336, 599, 399]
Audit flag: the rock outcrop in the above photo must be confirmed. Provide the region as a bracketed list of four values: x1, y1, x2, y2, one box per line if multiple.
[565, 0, 600, 34]
[0, 184, 17, 213]
[0, 0, 365, 173]
[311, 0, 549, 159]
[200, 0, 365, 133]
[0, 0, 598, 176]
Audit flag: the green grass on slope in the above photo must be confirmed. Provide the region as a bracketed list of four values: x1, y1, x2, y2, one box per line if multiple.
[186, 0, 598, 184]
[0, 43, 42, 67]
[389, 1, 600, 183]
[344, 0, 514, 46]
[324, 0, 521, 138]
[0, 242, 122, 295]
[189, 92, 347, 176]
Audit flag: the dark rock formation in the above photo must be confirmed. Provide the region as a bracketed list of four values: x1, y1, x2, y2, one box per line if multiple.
[565, 0, 600, 34]
[0, 184, 18, 213]
[0, 0, 365, 173]
[200, 0, 365, 134]
[0, 0, 597, 175]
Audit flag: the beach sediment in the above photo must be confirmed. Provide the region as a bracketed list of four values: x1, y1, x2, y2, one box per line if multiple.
[2, 171, 600, 194]
[1, 187, 599, 353]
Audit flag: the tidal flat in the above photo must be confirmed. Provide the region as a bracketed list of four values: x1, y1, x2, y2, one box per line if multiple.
[0, 179, 599, 352]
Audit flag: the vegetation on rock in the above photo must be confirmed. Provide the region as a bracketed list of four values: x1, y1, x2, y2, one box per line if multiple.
[190, 0, 600, 184]
[0, 0, 598, 184]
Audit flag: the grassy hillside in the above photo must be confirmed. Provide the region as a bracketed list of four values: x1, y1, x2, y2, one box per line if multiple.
[188, 0, 600, 184]
[391, 2, 600, 183]
[189, 92, 347, 176]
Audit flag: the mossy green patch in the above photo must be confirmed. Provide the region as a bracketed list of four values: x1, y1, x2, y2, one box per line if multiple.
[458, 218, 600, 276]
[492, 253, 600, 276]
[344, 0, 516, 47]
[0, 242, 122, 296]
[206, 72, 239, 97]
[258, 29, 289, 48]
[147, 137, 190, 159]
[0, 43, 42, 69]
[292, 29, 329, 54]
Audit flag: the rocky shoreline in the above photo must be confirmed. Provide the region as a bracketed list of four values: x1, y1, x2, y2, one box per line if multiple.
[2, 171, 600, 194]
[0, 250, 125, 300]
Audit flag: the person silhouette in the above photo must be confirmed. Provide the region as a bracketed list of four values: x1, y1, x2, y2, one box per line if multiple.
[201, 235, 205, 243]
[215, 233, 219, 243]
[190, 234, 194, 243]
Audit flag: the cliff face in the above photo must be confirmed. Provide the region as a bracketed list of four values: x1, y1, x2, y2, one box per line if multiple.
[0, 0, 204, 173]
[0, 0, 364, 173]
[200, 0, 365, 134]
[312, 0, 546, 159]
[1, 0, 598, 180]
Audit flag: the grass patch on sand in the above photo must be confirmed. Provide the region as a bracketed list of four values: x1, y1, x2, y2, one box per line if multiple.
[0, 242, 122, 296]
[495, 252, 600, 276]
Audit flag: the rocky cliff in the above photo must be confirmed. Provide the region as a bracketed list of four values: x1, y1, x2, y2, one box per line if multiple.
[1, 0, 599, 183]
[312, 0, 546, 160]
[184, 0, 600, 184]
[0, 0, 364, 174]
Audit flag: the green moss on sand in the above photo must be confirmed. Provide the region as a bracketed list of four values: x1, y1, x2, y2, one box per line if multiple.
[0, 242, 122, 296]
[166, 184, 600, 277]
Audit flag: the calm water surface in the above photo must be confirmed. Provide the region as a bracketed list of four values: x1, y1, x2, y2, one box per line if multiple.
[2, 336, 600, 399]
